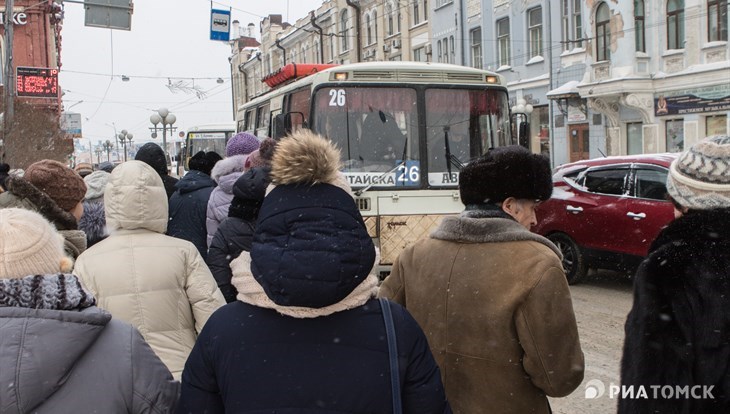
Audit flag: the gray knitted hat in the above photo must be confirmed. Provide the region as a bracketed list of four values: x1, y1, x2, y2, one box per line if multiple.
[666, 135, 730, 210]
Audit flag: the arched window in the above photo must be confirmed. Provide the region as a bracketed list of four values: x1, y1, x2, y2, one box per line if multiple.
[667, 0, 684, 49]
[396, 0, 402, 33]
[301, 46, 307, 63]
[386, 3, 394, 36]
[366, 13, 373, 45]
[373, 11, 378, 43]
[340, 9, 350, 52]
[708, 0, 728, 42]
[596, 3, 610, 61]
[634, 0, 645, 52]
[314, 41, 320, 63]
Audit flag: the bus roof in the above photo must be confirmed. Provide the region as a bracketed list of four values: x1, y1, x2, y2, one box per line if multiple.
[185, 123, 236, 134]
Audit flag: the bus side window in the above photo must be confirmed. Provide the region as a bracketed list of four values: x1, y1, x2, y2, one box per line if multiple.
[244, 110, 254, 131]
[288, 88, 311, 131]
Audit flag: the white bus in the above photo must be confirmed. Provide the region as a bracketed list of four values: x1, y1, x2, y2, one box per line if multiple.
[238, 61, 517, 274]
[182, 123, 236, 171]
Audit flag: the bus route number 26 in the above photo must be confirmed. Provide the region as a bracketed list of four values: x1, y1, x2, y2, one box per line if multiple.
[396, 161, 420, 186]
[328, 89, 346, 107]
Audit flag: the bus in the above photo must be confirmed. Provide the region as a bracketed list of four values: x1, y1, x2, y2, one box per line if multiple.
[182, 123, 236, 172]
[238, 61, 517, 274]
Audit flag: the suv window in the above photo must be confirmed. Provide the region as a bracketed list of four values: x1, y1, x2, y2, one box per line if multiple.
[634, 168, 668, 200]
[583, 168, 627, 196]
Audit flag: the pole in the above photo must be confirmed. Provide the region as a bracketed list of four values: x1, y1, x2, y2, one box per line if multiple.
[162, 124, 167, 164]
[546, 0, 555, 167]
[3, 0, 15, 162]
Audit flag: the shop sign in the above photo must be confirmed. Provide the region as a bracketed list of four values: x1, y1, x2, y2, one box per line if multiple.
[655, 84, 730, 116]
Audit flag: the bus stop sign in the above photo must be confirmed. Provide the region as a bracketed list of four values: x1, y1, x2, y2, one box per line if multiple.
[85, 0, 133, 31]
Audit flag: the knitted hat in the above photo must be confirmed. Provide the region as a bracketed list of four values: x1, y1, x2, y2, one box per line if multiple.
[187, 151, 222, 176]
[226, 132, 260, 157]
[0, 208, 73, 279]
[135, 142, 168, 176]
[74, 162, 94, 178]
[459, 146, 552, 205]
[666, 135, 730, 210]
[251, 130, 375, 308]
[25, 160, 87, 212]
[97, 161, 115, 173]
[83, 170, 111, 201]
[244, 137, 278, 169]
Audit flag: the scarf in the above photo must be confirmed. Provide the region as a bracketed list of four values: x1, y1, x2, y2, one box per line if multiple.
[0, 274, 96, 310]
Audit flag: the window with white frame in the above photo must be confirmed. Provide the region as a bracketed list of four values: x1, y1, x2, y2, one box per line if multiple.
[414, 1, 421, 25]
[437, 40, 443, 62]
[301, 46, 307, 63]
[573, 0, 583, 48]
[528, 7, 543, 58]
[396, 0, 402, 33]
[386, 3, 394, 36]
[497, 18, 510, 67]
[340, 9, 350, 52]
[367, 13, 373, 45]
[313, 41, 320, 63]
[373, 11, 378, 43]
[627, 122, 643, 155]
[635, 0, 646, 52]
[561, 0, 570, 51]
[450, 36, 455, 63]
[596, 3, 611, 61]
[443, 37, 449, 63]
[470, 27, 482, 69]
[667, 0, 685, 49]
[708, 0, 728, 42]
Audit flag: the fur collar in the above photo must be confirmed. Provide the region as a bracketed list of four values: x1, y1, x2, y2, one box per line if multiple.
[432, 215, 562, 259]
[3, 176, 77, 230]
[211, 155, 247, 183]
[0, 274, 95, 310]
[230, 251, 379, 318]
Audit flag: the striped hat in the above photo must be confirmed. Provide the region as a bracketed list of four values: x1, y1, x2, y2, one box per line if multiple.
[666, 135, 730, 210]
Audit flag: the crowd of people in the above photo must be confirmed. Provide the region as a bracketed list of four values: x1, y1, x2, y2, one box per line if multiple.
[0, 131, 728, 413]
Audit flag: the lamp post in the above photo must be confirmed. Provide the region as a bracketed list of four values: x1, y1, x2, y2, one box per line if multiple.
[511, 98, 534, 149]
[117, 129, 134, 162]
[103, 140, 114, 162]
[94, 146, 103, 164]
[149, 108, 177, 166]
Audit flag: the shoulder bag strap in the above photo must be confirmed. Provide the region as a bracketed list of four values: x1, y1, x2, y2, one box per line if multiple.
[380, 297, 402, 414]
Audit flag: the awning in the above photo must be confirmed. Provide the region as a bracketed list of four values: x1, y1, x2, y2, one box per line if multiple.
[546, 80, 581, 100]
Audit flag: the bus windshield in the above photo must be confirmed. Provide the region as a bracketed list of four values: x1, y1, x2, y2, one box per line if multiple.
[183, 129, 235, 171]
[312, 86, 510, 188]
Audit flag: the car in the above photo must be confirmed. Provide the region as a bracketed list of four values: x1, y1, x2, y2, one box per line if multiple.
[532, 153, 680, 284]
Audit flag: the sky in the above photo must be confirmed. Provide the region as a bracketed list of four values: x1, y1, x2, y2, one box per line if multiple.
[60, 0, 324, 151]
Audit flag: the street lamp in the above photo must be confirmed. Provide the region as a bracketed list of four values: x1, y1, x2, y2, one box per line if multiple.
[94, 146, 103, 164]
[511, 98, 534, 148]
[103, 140, 114, 162]
[149, 108, 177, 166]
[117, 129, 134, 162]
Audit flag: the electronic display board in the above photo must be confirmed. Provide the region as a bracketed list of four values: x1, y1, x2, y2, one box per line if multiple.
[16, 67, 59, 98]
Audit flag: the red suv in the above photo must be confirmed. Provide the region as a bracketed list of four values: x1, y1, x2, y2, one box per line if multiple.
[533, 153, 679, 284]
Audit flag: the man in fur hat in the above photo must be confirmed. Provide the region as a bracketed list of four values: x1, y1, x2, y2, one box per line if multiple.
[379, 146, 584, 414]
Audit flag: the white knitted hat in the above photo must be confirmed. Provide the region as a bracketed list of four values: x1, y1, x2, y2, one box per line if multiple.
[0, 208, 73, 279]
[84, 170, 111, 201]
[666, 135, 730, 210]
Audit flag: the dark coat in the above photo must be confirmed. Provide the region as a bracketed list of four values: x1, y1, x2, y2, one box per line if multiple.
[205, 215, 254, 302]
[167, 170, 216, 260]
[620, 208, 730, 414]
[177, 299, 450, 414]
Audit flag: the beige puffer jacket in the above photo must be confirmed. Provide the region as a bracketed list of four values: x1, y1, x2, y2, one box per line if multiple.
[74, 161, 225, 379]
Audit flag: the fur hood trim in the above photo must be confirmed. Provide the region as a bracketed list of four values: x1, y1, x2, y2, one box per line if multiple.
[270, 130, 342, 186]
[211, 155, 247, 183]
[3, 176, 77, 230]
[433, 215, 562, 259]
[230, 249, 380, 318]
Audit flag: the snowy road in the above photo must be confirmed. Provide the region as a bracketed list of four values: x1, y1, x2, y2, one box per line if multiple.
[548, 271, 634, 414]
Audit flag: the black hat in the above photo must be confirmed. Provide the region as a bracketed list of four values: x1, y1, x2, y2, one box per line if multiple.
[97, 161, 115, 173]
[459, 146, 552, 205]
[188, 151, 221, 176]
[232, 166, 271, 202]
[135, 143, 167, 176]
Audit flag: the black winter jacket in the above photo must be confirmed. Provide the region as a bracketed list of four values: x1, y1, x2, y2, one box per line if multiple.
[178, 299, 450, 414]
[620, 208, 730, 414]
[167, 170, 216, 260]
[205, 216, 254, 302]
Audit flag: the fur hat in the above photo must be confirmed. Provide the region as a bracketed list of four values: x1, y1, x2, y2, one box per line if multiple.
[74, 163, 94, 178]
[226, 132, 260, 157]
[666, 135, 730, 210]
[25, 160, 87, 212]
[251, 130, 375, 308]
[459, 146, 553, 205]
[0, 208, 73, 279]
[84, 170, 111, 201]
[135, 142, 168, 176]
[188, 151, 222, 176]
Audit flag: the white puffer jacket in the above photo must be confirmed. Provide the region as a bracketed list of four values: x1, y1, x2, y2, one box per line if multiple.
[74, 160, 226, 379]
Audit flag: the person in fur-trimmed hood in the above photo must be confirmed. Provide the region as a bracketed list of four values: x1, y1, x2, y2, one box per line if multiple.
[619, 135, 730, 414]
[0, 159, 87, 259]
[0, 208, 179, 413]
[178, 130, 451, 413]
[77, 170, 110, 248]
[379, 146, 584, 414]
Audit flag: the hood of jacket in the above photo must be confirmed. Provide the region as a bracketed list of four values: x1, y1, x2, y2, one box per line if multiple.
[175, 170, 217, 195]
[105, 160, 168, 234]
[134, 142, 168, 176]
[211, 155, 246, 190]
[0, 175, 77, 230]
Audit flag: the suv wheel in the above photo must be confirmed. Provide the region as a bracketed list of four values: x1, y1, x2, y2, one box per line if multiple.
[548, 233, 587, 284]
